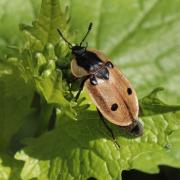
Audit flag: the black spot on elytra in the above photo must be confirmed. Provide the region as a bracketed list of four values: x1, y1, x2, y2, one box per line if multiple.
[111, 103, 118, 111]
[127, 88, 132, 95]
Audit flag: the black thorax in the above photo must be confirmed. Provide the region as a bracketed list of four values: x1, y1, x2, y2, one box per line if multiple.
[75, 50, 110, 80]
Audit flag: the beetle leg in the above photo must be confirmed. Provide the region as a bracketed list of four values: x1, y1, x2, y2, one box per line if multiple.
[90, 75, 98, 85]
[75, 76, 89, 101]
[97, 108, 120, 149]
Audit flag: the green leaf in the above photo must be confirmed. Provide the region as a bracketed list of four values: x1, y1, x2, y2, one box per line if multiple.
[0, 153, 23, 180]
[0, 157, 10, 180]
[34, 70, 76, 119]
[15, 109, 180, 180]
[0, 69, 34, 151]
[0, 0, 38, 57]
[0, 64, 36, 179]
[20, 0, 70, 51]
[139, 87, 180, 116]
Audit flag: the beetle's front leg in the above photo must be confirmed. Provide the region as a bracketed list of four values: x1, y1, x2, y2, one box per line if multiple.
[75, 74, 98, 101]
[75, 76, 89, 102]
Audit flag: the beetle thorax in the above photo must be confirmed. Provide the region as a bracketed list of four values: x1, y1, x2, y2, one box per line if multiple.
[72, 49, 103, 72]
[71, 49, 111, 82]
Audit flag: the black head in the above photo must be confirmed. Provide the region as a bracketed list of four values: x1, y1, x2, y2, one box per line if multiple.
[57, 22, 93, 56]
[128, 120, 143, 137]
[120, 120, 143, 137]
[71, 45, 86, 56]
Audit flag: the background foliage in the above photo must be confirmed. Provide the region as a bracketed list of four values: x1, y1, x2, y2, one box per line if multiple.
[0, 0, 180, 179]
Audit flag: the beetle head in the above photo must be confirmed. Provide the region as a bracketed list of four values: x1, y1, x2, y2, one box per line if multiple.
[71, 45, 86, 56]
[128, 120, 143, 137]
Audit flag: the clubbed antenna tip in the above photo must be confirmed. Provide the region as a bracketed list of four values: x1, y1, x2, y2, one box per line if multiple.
[89, 22, 93, 30]
[80, 22, 93, 46]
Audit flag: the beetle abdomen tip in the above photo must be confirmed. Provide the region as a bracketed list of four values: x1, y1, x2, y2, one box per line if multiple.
[129, 120, 143, 137]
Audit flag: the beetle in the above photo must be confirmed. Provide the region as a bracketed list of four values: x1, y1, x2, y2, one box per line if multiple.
[57, 23, 143, 146]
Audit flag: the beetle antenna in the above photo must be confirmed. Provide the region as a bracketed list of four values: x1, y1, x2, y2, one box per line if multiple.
[80, 22, 93, 46]
[57, 28, 72, 48]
